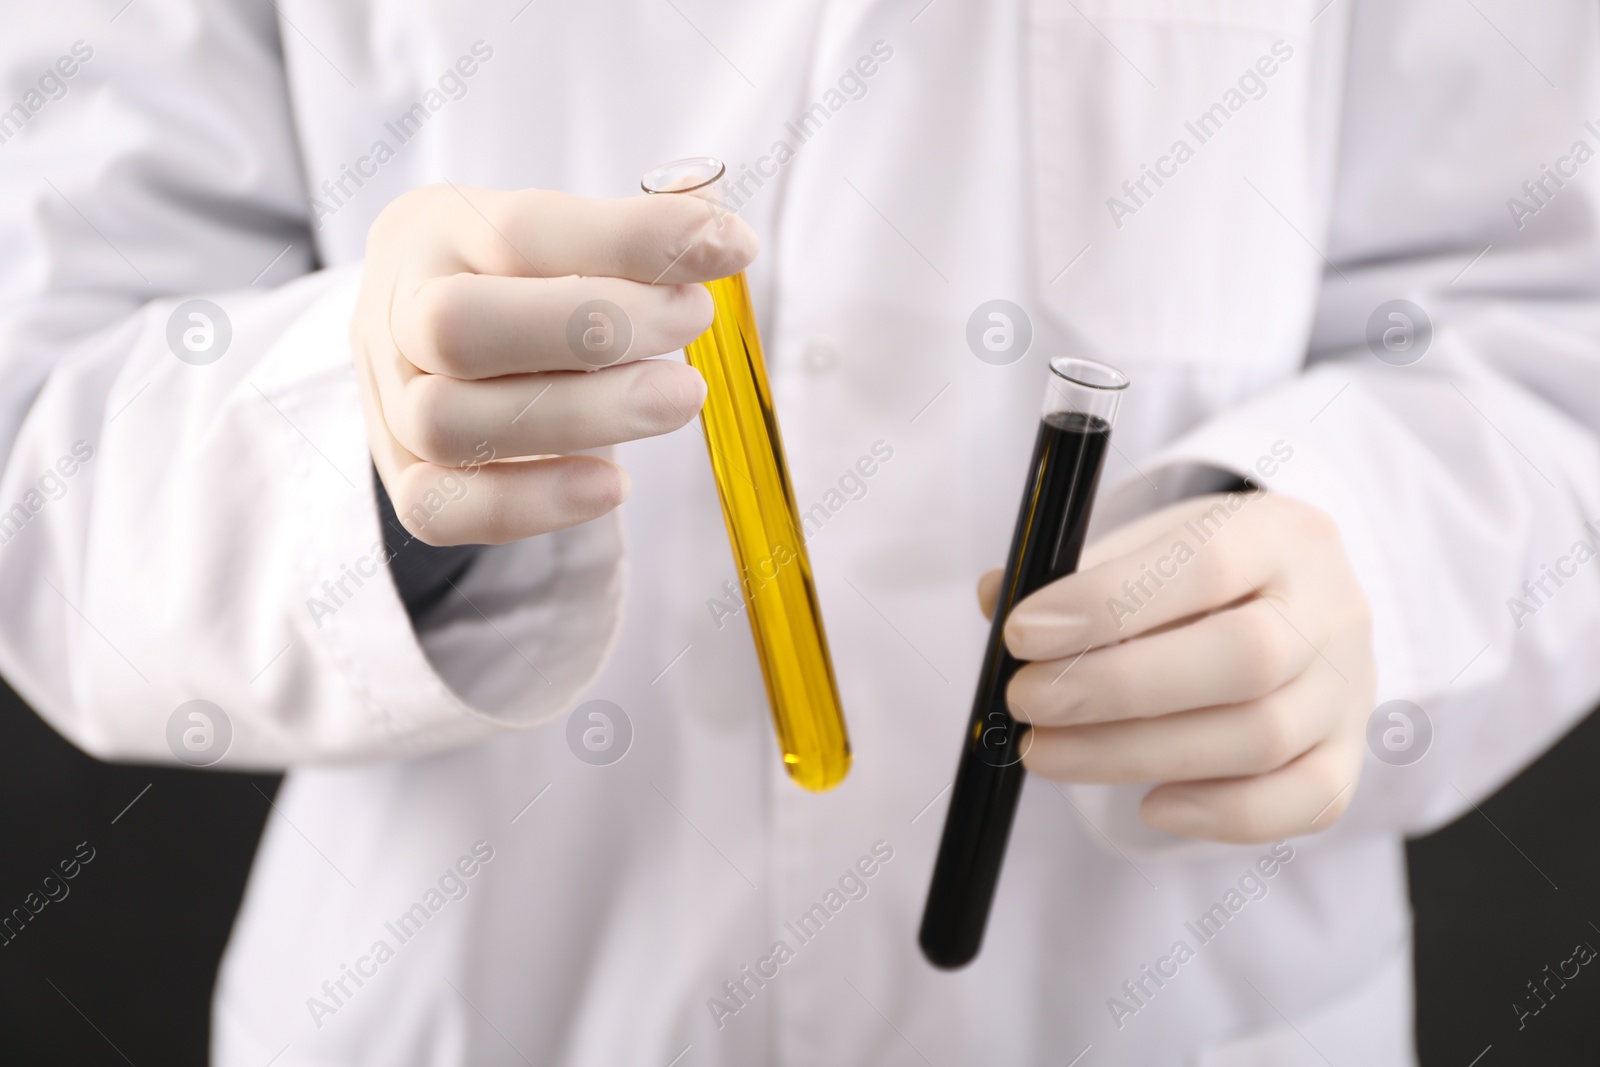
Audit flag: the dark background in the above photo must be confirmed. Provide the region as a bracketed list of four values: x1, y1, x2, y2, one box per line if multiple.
[0, 676, 1594, 1065]
[0, 682, 277, 1065]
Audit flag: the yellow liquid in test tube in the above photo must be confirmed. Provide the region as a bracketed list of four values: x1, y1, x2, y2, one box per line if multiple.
[684, 271, 851, 791]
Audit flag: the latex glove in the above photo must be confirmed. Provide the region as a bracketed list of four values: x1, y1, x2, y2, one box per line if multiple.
[352, 184, 756, 545]
[979, 491, 1376, 844]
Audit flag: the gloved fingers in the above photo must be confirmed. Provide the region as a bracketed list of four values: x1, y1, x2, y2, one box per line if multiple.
[391, 273, 713, 379]
[407, 185, 758, 285]
[1002, 492, 1310, 661]
[382, 360, 705, 467]
[973, 497, 1224, 622]
[353, 182, 759, 549]
[356, 327, 636, 545]
[976, 503, 1182, 622]
[977, 567, 1002, 619]
[381, 454, 632, 547]
[1021, 668, 1339, 784]
[1006, 595, 1319, 727]
[1137, 726, 1365, 844]
[1078, 496, 1205, 571]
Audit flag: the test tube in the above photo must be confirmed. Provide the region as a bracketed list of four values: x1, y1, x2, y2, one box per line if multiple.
[642, 157, 851, 792]
[919, 356, 1128, 968]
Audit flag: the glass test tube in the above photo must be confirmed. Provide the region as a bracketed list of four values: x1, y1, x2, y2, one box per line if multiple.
[642, 157, 851, 792]
[919, 357, 1128, 968]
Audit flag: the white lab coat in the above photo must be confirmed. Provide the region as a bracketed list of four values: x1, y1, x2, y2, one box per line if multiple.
[4, 0, 1599, 1063]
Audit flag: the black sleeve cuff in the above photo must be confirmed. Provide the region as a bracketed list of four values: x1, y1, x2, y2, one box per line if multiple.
[372, 467, 484, 621]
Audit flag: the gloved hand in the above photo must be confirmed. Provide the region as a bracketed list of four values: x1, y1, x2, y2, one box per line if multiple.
[352, 184, 757, 545]
[979, 491, 1377, 844]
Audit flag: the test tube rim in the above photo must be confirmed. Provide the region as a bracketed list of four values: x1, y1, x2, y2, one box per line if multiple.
[641, 157, 727, 195]
[1048, 356, 1130, 392]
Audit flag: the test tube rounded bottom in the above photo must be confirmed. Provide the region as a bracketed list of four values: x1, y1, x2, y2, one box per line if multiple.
[919, 745, 1028, 967]
[684, 271, 851, 793]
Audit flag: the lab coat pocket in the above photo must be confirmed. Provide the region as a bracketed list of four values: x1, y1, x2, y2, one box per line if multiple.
[1026, 0, 1334, 395]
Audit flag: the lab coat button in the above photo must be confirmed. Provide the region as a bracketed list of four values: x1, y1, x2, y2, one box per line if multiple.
[802, 337, 840, 376]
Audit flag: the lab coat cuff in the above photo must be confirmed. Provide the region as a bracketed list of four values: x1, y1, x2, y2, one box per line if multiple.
[261, 265, 624, 757]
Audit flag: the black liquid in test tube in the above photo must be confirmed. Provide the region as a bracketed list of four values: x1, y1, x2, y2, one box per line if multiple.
[920, 357, 1128, 970]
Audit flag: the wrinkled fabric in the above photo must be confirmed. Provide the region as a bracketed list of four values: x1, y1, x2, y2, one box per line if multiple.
[1, 1, 1596, 1064]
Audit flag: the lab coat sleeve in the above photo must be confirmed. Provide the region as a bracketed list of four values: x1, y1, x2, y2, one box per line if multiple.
[1097, 5, 1600, 838]
[0, 3, 623, 767]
